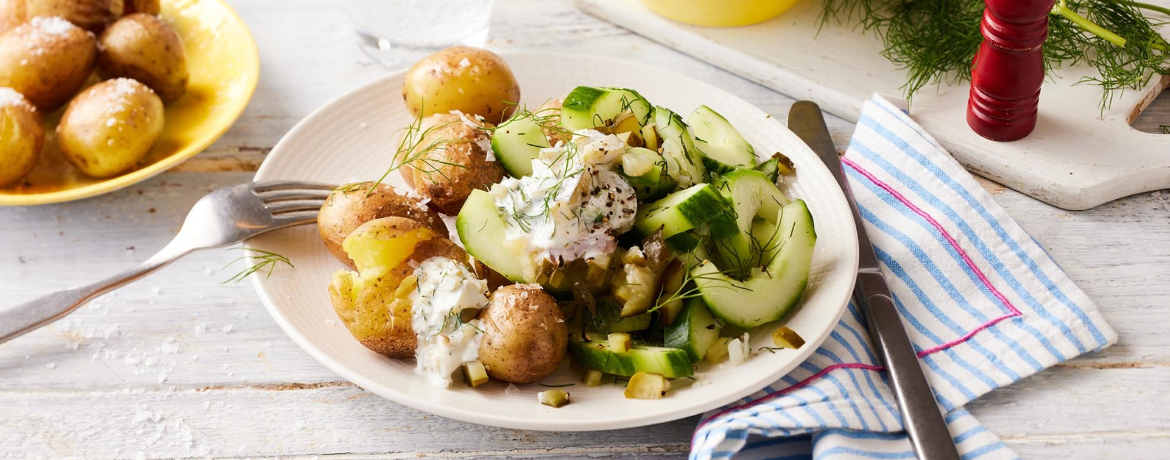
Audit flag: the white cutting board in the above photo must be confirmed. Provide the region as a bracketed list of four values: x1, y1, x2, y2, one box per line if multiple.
[576, 0, 1170, 210]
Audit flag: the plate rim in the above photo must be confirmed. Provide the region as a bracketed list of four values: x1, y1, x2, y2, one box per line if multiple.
[0, 0, 261, 207]
[250, 51, 859, 431]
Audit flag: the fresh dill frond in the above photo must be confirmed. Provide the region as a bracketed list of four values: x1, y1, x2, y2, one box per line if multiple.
[1161, 124, 1169, 134]
[221, 248, 294, 284]
[537, 382, 576, 388]
[821, 0, 1170, 108]
[369, 100, 470, 194]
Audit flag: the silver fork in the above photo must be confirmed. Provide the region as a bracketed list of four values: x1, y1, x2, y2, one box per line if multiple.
[0, 180, 336, 345]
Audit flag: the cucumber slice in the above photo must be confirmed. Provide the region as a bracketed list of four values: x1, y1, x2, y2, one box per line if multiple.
[687, 105, 756, 174]
[664, 298, 722, 363]
[708, 169, 792, 277]
[490, 115, 550, 177]
[585, 297, 652, 334]
[455, 189, 529, 282]
[755, 157, 781, 183]
[569, 338, 694, 378]
[620, 147, 676, 201]
[562, 87, 652, 131]
[634, 183, 728, 238]
[655, 107, 706, 187]
[694, 199, 816, 328]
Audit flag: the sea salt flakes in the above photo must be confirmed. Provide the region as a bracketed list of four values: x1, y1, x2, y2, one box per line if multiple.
[29, 16, 75, 36]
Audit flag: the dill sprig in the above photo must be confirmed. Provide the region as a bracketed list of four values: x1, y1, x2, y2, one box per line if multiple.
[221, 248, 293, 284]
[537, 382, 576, 388]
[369, 101, 469, 194]
[649, 249, 752, 314]
[821, 0, 1170, 108]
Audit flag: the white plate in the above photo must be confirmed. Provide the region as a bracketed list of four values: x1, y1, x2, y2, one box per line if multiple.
[248, 53, 859, 431]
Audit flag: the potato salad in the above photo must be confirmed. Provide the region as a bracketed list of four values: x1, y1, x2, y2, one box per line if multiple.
[319, 46, 815, 404]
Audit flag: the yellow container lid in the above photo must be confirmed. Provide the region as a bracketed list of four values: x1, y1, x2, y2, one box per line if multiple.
[639, 0, 800, 27]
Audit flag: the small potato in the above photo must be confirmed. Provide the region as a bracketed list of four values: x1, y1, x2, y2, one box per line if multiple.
[477, 284, 568, 384]
[0, 16, 97, 111]
[98, 13, 188, 103]
[123, 0, 159, 15]
[57, 78, 164, 178]
[0, 87, 43, 186]
[403, 46, 520, 125]
[318, 181, 449, 269]
[398, 112, 504, 214]
[329, 217, 480, 358]
[25, 0, 123, 33]
[0, 0, 26, 36]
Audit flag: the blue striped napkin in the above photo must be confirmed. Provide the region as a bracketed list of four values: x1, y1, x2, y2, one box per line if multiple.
[690, 94, 1117, 460]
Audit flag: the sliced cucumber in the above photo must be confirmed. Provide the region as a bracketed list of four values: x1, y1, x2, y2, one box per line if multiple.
[664, 298, 722, 363]
[455, 189, 529, 282]
[755, 157, 781, 183]
[585, 297, 652, 335]
[655, 107, 706, 187]
[561, 87, 653, 131]
[569, 338, 694, 378]
[620, 147, 676, 201]
[634, 183, 728, 238]
[490, 115, 549, 177]
[687, 105, 756, 174]
[694, 199, 816, 328]
[708, 169, 792, 277]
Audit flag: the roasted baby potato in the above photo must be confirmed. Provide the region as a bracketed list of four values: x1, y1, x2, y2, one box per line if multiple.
[477, 284, 568, 384]
[0, 0, 25, 36]
[329, 217, 481, 358]
[123, 0, 159, 15]
[25, 0, 122, 32]
[318, 181, 449, 268]
[402, 46, 520, 124]
[0, 87, 43, 186]
[98, 13, 188, 103]
[398, 112, 505, 214]
[0, 16, 97, 111]
[57, 78, 164, 178]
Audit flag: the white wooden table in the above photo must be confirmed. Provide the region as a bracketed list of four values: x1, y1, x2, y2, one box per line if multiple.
[2, 1, 1168, 458]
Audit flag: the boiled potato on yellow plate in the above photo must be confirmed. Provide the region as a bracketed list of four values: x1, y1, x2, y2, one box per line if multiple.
[0, 0, 258, 206]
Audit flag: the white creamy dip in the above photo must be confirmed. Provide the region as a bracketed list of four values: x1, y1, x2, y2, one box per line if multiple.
[408, 256, 490, 387]
[490, 130, 638, 270]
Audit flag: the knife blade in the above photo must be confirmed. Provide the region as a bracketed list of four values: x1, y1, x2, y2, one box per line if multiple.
[787, 101, 960, 460]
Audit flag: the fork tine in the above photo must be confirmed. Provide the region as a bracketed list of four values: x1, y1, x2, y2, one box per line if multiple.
[267, 199, 327, 214]
[251, 180, 336, 193]
[270, 210, 321, 225]
[257, 189, 334, 203]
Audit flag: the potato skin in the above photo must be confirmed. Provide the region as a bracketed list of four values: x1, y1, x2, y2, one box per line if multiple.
[329, 217, 483, 358]
[0, 16, 97, 111]
[0, 87, 42, 186]
[402, 46, 520, 125]
[123, 0, 159, 15]
[25, 0, 123, 33]
[318, 181, 449, 269]
[98, 13, 188, 103]
[399, 112, 504, 214]
[57, 78, 164, 178]
[0, 0, 26, 36]
[477, 284, 567, 383]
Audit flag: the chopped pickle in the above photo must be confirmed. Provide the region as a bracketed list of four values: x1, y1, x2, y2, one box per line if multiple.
[773, 152, 795, 175]
[624, 372, 670, 400]
[771, 326, 806, 349]
[538, 389, 571, 408]
[464, 361, 489, 388]
[655, 259, 687, 325]
[581, 369, 604, 387]
[705, 337, 733, 364]
[641, 123, 659, 151]
[608, 332, 632, 353]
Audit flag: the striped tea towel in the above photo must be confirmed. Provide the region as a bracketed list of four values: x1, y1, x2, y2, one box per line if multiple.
[690, 94, 1117, 460]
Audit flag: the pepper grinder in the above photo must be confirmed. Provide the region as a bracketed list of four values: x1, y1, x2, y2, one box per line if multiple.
[966, 0, 1055, 141]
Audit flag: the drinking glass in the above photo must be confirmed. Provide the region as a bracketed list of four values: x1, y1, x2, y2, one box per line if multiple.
[342, 0, 495, 68]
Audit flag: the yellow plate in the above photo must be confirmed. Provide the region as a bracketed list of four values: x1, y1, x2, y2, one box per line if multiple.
[0, 0, 259, 206]
[639, 0, 801, 27]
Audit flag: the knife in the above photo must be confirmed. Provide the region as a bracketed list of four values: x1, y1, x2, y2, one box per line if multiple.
[787, 101, 960, 460]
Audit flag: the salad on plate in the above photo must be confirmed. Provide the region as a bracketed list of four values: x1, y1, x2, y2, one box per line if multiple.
[315, 46, 817, 407]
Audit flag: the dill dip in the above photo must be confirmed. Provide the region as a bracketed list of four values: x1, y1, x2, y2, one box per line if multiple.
[408, 256, 490, 387]
[489, 129, 638, 273]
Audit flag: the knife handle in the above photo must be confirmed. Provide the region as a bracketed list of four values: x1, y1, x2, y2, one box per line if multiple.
[856, 272, 961, 460]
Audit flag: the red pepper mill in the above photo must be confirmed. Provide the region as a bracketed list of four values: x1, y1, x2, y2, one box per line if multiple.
[966, 0, 1055, 141]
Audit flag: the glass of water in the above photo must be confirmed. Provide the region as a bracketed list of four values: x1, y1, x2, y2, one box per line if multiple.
[342, 0, 495, 68]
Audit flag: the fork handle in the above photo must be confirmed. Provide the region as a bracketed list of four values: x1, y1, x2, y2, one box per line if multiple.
[0, 240, 190, 345]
